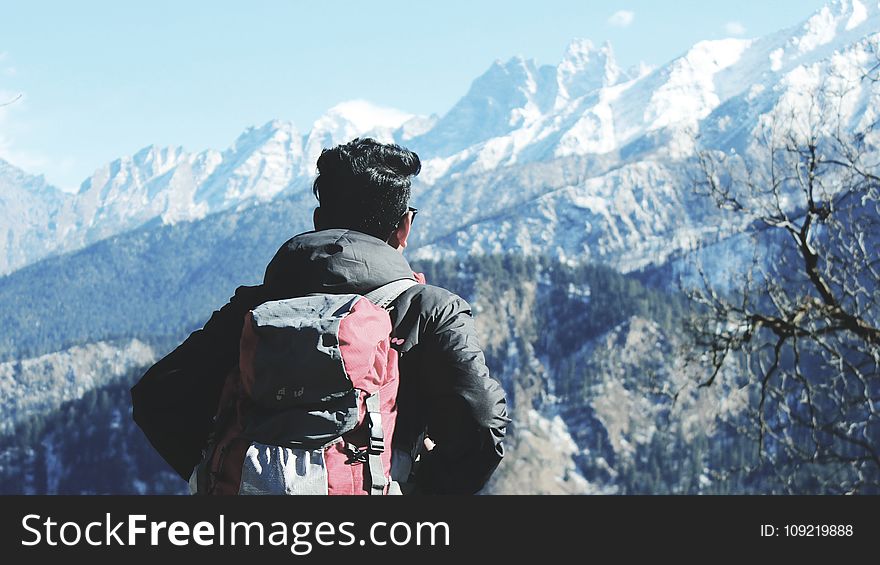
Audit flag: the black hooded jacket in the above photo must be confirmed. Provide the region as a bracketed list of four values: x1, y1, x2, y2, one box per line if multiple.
[131, 229, 509, 494]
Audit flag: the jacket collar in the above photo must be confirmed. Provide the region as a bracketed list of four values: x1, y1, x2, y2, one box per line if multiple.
[263, 229, 416, 297]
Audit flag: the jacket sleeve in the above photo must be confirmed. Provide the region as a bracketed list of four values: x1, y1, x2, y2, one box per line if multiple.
[130, 284, 267, 480]
[414, 295, 509, 494]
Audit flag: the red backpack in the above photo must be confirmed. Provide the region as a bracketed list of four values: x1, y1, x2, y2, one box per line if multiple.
[191, 278, 418, 495]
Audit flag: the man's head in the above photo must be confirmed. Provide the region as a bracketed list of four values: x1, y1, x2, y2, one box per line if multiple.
[312, 138, 421, 249]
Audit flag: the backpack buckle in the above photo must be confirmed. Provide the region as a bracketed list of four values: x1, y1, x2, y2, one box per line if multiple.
[344, 443, 369, 464]
[369, 434, 385, 454]
[365, 393, 385, 454]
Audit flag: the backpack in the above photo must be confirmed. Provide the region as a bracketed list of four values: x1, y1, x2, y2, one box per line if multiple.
[191, 278, 418, 495]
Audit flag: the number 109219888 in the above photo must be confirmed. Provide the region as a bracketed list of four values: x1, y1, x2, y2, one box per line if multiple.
[761, 524, 853, 537]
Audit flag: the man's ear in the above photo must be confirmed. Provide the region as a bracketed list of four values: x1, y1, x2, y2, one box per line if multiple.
[387, 211, 412, 251]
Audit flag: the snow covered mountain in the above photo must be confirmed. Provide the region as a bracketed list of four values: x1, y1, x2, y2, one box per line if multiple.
[0, 101, 416, 275]
[410, 0, 880, 176]
[409, 0, 880, 269]
[0, 160, 73, 274]
[410, 159, 725, 272]
[4, 1, 878, 277]
[4, 0, 879, 277]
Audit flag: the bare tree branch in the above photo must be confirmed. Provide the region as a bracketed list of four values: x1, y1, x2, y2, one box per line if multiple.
[0, 93, 22, 107]
[687, 72, 880, 491]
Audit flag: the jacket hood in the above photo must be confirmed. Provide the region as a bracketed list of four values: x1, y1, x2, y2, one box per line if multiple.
[263, 229, 416, 297]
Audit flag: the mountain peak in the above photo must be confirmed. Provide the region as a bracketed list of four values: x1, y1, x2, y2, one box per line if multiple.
[789, 0, 877, 56]
[474, 56, 538, 91]
[230, 119, 299, 154]
[557, 38, 621, 101]
[0, 156, 63, 200]
[303, 100, 417, 169]
[0, 157, 39, 186]
[319, 99, 414, 134]
[825, 0, 873, 21]
[562, 38, 597, 61]
[130, 144, 187, 168]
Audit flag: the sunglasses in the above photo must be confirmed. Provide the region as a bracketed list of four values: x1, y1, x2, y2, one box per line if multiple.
[397, 206, 418, 228]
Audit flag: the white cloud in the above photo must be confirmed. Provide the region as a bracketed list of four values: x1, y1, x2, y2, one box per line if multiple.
[724, 21, 747, 36]
[608, 10, 635, 28]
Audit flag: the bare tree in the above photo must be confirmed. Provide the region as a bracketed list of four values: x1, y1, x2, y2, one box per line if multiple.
[687, 77, 880, 493]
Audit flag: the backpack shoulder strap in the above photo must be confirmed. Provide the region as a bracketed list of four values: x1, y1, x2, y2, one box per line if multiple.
[359, 278, 419, 495]
[362, 278, 419, 309]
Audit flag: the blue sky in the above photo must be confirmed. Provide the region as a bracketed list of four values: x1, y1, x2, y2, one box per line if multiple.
[0, 0, 829, 191]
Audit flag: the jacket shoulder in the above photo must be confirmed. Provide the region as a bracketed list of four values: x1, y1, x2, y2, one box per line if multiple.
[388, 283, 472, 346]
[402, 283, 470, 318]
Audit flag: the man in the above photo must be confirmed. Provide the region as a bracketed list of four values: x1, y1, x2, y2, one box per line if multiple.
[131, 137, 509, 494]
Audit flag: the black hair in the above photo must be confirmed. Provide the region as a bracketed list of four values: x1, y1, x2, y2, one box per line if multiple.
[312, 137, 421, 240]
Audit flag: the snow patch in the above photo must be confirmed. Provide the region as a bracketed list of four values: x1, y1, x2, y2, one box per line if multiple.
[794, 5, 838, 55]
[556, 39, 622, 103]
[769, 48, 784, 71]
[748, 83, 766, 100]
[644, 39, 753, 130]
[845, 0, 868, 30]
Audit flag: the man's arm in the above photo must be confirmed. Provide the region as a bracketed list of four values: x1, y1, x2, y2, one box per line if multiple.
[415, 295, 509, 494]
[130, 285, 267, 480]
